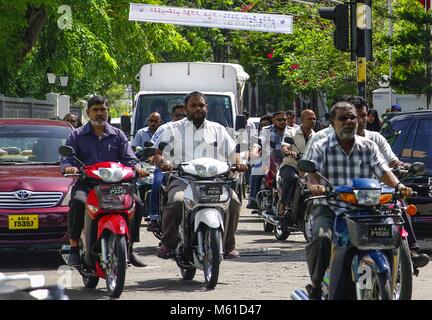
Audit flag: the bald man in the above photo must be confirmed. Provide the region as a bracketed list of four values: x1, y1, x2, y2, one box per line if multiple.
[278, 109, 316, 215]
[132, 112, 162, 151]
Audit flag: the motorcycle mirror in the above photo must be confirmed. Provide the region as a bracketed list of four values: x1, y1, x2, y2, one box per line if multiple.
[58, 145, 75, 157]
[409, 162, 425, 176]
[158, 142, 168, 151]
[143, 141, 154, 148]
[297, 159, 317, 173]
[138, 147, 156, 159]
[284, 136, 295, 145]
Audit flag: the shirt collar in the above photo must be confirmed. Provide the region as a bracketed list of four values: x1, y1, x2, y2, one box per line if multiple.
[82, 121, 115, 136]
[328, 132, 366, 149]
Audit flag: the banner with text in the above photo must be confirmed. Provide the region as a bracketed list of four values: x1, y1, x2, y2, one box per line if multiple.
[129, 4, 293, 34]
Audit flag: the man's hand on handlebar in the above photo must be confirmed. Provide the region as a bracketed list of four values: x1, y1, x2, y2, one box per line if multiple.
[135, 167, 149, 178]
[397, 183, 413, 198]
[309, 184, 326, 196]
[160, 163, 174, 172]
[64, 166, 79, 174]
[233, 164, 249, 172]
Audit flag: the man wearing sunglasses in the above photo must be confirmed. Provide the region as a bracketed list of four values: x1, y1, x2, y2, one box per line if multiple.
[247, 111, 287, 209]
[303, 98, 413, 299]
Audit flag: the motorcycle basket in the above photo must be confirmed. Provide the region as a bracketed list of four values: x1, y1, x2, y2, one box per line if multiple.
[344, 214, 404, 250]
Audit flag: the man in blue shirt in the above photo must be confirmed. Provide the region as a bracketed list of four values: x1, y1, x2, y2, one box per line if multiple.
[131, 112, 162, 151]
[61, 95, 149, 267]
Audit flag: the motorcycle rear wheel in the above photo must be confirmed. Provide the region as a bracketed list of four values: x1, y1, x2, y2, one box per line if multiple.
[180, 267, 196, 280]
[105, 233, 127, 298]
[203, 228, 222, 289]
[263, 221, 274, 232]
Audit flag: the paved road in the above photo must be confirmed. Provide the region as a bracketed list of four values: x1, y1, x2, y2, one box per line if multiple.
[1, 203, 432, 301]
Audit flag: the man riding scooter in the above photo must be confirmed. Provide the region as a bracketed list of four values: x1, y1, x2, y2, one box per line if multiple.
[61, 95, 149, 267]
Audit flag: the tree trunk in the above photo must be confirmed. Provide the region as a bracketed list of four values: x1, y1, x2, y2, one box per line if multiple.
[19, 5, 47, 67]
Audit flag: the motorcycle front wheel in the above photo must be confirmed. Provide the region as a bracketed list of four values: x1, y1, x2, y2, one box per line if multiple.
[362, 272, 392, 300]
[394, 240, 413, 300]
[274, 220, 290, 240]
[303, 203, 314, 243]
[105, 233, 127, 298]
[203, 227, 222, 289]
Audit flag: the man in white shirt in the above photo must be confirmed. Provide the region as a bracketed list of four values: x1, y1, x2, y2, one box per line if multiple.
[279, 109, 316, 215]
[152, 91, 247, 259]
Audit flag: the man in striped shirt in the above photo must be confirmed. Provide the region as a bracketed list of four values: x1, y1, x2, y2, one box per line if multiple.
[304, 99, 413, 299]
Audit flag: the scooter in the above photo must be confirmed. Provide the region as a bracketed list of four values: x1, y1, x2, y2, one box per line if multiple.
[291, 159, 424, 300]
[59, 145, 143, 298]
[163, 157, 237, 289]
[273, 136, 313, 241]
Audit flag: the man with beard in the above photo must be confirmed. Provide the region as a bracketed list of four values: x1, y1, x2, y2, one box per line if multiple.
[152, 91, 247, 259]
[304, 98, 413, 299]
[62, 95, 149, 267]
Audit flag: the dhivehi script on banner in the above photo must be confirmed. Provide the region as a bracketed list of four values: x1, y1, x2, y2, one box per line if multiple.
[129, 3, 293, 34]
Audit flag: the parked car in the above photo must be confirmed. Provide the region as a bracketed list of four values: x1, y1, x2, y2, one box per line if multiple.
[381, 110, 432, 238]
[0, 119, 74, 249]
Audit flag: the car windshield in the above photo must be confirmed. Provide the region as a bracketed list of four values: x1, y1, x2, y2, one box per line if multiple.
[0, 125, 71, 164]
[134, 94, 233, 133]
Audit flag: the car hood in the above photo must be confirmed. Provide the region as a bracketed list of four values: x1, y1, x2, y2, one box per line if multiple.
[0, 165, 75, 193]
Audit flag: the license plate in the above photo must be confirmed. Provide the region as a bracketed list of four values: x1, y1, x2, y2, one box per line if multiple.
[8, 215, 39, 230]
[203, 185, 222, 196]
[368, 225, 392, 238]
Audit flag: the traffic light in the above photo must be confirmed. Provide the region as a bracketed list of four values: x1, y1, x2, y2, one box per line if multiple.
[318, 4, 349, 51]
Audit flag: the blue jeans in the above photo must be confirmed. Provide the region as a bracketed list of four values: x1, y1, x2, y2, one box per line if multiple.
[248, 174, 264, 204]
[149, 167, 164, 221]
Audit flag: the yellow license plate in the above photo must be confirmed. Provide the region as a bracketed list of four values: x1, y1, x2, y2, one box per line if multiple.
[8, 215, 39, 230]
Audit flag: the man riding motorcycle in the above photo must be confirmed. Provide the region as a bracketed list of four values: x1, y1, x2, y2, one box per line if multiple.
[304, 99, 413, 299]
[61, 95, 149, 267]
[303, 95, 430, 271]
[279, 109, 316, 216]
[151, 91, 248, 260]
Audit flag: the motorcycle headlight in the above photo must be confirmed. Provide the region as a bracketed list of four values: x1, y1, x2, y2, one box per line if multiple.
[353, 189, 382, 206]
[94, 167, 124, 183]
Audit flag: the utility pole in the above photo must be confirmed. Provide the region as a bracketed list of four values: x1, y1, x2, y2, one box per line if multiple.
[355, 0, 372, 99]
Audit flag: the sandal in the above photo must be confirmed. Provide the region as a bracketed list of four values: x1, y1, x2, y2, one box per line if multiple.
[157, 244, 174, 259]
[224, 249, 240, 259]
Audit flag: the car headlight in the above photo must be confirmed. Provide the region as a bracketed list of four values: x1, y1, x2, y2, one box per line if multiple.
[353, 189, 382, 206]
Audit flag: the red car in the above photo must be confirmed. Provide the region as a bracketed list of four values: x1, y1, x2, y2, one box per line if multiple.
[0, 119, 75, 249]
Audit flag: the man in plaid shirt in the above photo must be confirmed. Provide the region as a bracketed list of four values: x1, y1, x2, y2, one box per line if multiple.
[304, 99, 413, 300]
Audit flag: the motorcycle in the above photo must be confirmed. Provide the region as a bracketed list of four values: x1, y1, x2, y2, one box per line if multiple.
[272, 136, 313, 242]
[58, 145, 146, 298]
[163, 157, 237, 289]
[134, 142, 159, 238]
[291, 159, 424, 300]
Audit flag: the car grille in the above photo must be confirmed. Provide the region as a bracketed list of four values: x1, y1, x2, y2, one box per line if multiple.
[0, 192, 63, 209]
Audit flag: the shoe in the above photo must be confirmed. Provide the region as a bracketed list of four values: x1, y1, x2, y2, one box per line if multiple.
[246, 202, 258, 210]
[157, 244, 174, 260]
[129, 251, 147, 267]
[305, 284, 322, 300]
[411, 250, 430, 269]
[224, 249, 240, 259]
[67, 249, 80, 266]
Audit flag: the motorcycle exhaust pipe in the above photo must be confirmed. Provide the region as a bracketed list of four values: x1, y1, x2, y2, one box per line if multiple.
[291, 289, 309, 300]
[261, 212, 278, 226]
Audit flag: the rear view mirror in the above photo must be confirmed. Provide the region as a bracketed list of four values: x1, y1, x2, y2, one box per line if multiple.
[58, 145, 75, 157]
[120, 115, 131, 136]
[409, 162, 425, 176]
[284, 136, 295, 145]
[235, 115, 247, 131]
[143, 141, 154, 148]
[137, 147, 156, 159]
[297, 159, 317, 173]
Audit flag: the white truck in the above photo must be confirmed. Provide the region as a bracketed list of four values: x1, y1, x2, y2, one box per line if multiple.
[126, 62, 250, 136]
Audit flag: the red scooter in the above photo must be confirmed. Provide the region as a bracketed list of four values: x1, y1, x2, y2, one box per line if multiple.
[59, 145, 137, 298]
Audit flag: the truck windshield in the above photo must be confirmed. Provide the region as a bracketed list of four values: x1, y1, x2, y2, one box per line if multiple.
[0, 125, 71, 164]
[134, 94, 233, 133]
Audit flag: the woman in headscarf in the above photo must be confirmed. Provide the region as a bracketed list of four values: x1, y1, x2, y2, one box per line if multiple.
[366, 108, 381, 132]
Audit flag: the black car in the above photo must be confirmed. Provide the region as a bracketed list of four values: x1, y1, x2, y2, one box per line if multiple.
[381, 110, 432, 238]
